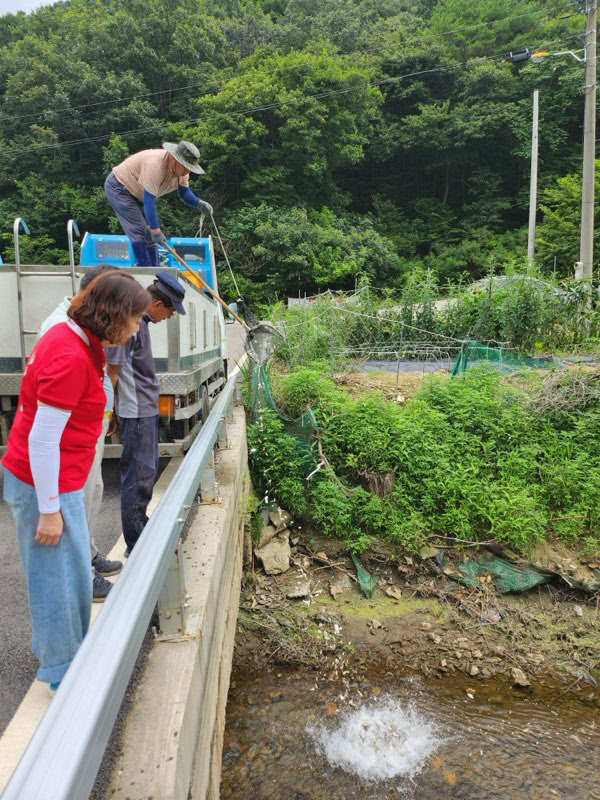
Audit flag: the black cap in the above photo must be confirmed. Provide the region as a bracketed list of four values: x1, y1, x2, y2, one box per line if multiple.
[154, 270, 186, 315]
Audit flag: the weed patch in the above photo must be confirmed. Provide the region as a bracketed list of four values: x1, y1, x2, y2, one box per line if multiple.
[247, 366, 600, 555]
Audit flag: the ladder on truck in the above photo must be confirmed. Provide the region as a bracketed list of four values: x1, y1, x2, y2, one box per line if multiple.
[13, 217, 79, 370]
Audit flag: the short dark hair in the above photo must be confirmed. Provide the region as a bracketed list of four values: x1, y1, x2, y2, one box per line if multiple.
[68, 271, 151, 342]
[148, 282, 174, 309]
[80, 264, 118, 290]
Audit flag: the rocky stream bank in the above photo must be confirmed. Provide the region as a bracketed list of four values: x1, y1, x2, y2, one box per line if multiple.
[236, 507, 600, 702]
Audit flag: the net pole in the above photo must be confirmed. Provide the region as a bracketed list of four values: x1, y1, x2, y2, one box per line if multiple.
[330, 305, 335, 376]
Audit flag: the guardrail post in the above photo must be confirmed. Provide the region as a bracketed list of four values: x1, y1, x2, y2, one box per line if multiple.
[226, 391, 235, 423]
[218, 414, 229, 449]
[200, 450, 219, 502]
[234, 373, 244, 406]
[157, 538, 189, 636]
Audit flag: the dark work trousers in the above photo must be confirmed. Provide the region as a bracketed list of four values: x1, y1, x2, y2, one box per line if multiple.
[119, 415, 160, 550]
[104, 172, 160, 266]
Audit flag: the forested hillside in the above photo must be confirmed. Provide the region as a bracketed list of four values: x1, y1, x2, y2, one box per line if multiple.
[0, 0, 594, 301]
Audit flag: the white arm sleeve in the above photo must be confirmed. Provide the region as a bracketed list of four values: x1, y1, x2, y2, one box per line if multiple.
[28, 405, 71, 513]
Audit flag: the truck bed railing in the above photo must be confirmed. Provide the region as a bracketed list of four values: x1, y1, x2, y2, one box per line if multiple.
[12, 218, 79, 370]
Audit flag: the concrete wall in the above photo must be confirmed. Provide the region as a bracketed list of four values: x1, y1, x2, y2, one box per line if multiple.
[109, 404, 248, 800]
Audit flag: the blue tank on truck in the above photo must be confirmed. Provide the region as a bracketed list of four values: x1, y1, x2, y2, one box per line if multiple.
[80, 233, 214, 290]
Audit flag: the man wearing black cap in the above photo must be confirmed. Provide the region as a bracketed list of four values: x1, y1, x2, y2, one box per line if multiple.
[106, 272, 186, 555]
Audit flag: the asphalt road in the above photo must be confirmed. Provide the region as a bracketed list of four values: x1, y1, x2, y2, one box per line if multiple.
[0, 459, 124, 734]
[225, 319, 246, 367]
[0, 323, 247, 736]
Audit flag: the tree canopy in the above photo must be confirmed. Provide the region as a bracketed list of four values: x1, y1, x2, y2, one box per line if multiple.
[0, 0, 592, 300]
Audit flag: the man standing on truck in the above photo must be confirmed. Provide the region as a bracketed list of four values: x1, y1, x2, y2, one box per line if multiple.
[106, 271, 186, 556]
[104, 141, 213, 267]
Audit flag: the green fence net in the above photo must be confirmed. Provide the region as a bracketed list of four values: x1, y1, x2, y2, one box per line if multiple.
[350, 553, 377, 598]
[452, 340, 555, 376]
[249, 363, 318, 477]
[452, 555, 600, 594]
[249, 363, 377, 597]
[455, 558, 551, 593]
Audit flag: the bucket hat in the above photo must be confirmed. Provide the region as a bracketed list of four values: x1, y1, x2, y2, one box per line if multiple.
[154, 271, 186, 315]
[162, 140, 205, 174]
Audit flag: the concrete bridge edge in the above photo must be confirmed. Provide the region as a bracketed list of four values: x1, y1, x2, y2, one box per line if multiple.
[109, 404, 249, 800]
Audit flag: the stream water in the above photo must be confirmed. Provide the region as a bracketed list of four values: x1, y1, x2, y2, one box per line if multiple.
[220, 664, 600, 800]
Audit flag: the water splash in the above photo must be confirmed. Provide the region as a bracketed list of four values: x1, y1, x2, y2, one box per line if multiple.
[310, 698, 443, 782]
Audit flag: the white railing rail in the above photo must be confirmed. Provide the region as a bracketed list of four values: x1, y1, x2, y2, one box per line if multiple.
[1, 370, 239, 800]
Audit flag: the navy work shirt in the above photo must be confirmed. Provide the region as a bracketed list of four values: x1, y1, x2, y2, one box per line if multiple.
[106, 315, 159, 419]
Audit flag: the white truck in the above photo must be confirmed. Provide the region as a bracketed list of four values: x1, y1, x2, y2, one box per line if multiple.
[0, 218, 228, 456]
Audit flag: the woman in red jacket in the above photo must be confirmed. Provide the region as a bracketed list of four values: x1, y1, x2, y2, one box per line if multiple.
[2, 271, 150, 695]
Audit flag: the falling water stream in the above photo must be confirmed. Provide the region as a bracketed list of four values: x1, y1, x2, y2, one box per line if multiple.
[220, 665, 600, 800]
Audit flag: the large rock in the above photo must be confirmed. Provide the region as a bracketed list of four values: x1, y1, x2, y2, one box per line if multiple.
[255, 530, 291, 575]
[269, 507, 293, 532]
[280, 572, 312, 599]
[257, 524, 279, 549]
[329, 573, 352, 600]
[511, 667, 531, 688]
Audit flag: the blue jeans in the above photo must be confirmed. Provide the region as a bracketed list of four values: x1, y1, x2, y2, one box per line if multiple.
[104, 172, 159, 266]
[119, 415, 160, 550]
[3, 469, 92, 684]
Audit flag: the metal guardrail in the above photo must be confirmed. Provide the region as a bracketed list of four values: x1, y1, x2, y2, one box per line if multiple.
[1, 369, 240, 800]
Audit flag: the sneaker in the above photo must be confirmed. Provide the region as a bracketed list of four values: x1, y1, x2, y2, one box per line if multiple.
[92, 552, 123, 577]
[48, 681, 60, 698]
[93, 573, 112, 602]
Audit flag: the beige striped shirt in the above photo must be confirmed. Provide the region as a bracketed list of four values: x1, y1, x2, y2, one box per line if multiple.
[112, 149, 189, 201]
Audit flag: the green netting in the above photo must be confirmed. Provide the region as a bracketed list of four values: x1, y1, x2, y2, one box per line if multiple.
[454, 557, 600, 594]
[350, 553, 377, 598]
[452, 340, 555, 376]
[250, 363, 377, 597]
[455, 558, 551, 594]
[249, 363, 318, 476]
[562, 568, 600, 593]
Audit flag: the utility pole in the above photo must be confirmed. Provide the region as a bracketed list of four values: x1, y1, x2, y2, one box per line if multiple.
[579, 0, 597, 283]
[527, 88, 540, 270]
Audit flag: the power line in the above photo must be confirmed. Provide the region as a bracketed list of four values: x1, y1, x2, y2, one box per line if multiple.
[361, 6, 580, 50]
[426, 7, 579, 39]
[0, 79, 221, 125]
[0, 65, 465, 158]
[0, 5, 580, 127]
[360, 29, 585, 61]
[1, 34, 588, 159]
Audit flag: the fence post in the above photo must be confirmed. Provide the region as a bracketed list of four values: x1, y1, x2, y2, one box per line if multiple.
[200, 451, 219, 503]
[330, 306, 335, 375]
[218, 414, 230, 449]
[157, 538, 189, 636]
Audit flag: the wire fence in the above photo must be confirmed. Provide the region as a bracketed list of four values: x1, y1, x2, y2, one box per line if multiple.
[270, 295, 466, 375]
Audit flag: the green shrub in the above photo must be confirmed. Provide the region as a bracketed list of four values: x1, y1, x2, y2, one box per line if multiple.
[273, 368, 345, 418]
[308, 479, 354, 540]
[482, 486, 547, 551]
[247, 365, 600, 554]
[247, 408, 308, 516]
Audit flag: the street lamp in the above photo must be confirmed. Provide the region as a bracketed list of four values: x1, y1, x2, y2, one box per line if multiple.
[524, 48, 587, 270]
[508, 33, 595, 282]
